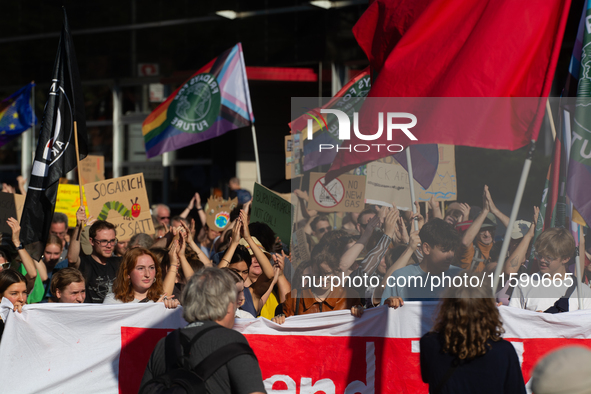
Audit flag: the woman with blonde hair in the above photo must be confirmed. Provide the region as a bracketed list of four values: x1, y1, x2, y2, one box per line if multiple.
[103, 247, 179, 308]
[420, 273, 525, 394]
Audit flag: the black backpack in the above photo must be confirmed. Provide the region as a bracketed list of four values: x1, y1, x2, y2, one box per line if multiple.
[139, 325, 257, 394]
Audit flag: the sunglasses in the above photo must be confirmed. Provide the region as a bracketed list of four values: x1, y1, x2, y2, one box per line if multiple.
[316, 226, 331, 235]
[0, 262, 10, 269]
[158, 216, 170, 221]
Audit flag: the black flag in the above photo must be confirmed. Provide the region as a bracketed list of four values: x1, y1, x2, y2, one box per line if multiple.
[20, 8, 88, 257]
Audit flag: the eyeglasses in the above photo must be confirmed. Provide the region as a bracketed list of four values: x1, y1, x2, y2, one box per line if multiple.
[51, 231, 67, 237]
[94, 238, 118, 247]
[158, 216, 170, 221]
[534, 253, 558, 262]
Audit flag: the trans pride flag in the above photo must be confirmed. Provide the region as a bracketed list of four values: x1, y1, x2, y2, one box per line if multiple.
[142, 43, 254, 158]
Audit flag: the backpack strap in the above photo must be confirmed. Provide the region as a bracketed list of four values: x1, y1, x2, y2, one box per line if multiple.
[192, 342, 257, 381]
[164, 325, 223, 371]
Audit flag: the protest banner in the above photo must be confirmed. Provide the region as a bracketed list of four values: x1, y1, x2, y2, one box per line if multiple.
[0, 192, 25, 235]
[79, 154, 105, 185]
[85, 173, 154, 239]
[205, 197, 238, 231]
[307, 172, 366, 213]
[290, 133, 303, 179]
[2, 302, 591, 393]
[252, 183, 292, 244]
[55, 184, 89, 227]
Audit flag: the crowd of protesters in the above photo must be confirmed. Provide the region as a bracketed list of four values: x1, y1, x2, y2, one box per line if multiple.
[1, 176, 590, 393]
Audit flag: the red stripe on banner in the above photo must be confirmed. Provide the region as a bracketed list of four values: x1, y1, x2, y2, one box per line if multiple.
[119, 327, 174, 394]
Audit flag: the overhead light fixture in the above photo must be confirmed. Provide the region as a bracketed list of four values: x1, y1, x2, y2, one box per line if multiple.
[310, 1, 333, 9]
[216, 10, 238, 19]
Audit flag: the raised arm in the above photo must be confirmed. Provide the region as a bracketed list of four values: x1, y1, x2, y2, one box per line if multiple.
[219, 219, 242, 269]
[177, 228, 195, 279]
[162, 240, 180, 297]
[485, 185, 510, 228]
[503, 207, 539, 276]
[7, 218, 37, 281]
[428, 195, 443, 220]
[241, 210, 274, 280]
[462, 188, 490, 247]
[67, 207, 87, 268]
[339, 215, 380, 275]
[181, 220, 211, 267]
[357, 211, 398, 276]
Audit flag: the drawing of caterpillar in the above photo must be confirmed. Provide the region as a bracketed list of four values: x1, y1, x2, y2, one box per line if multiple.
[98, 201, 132, 221]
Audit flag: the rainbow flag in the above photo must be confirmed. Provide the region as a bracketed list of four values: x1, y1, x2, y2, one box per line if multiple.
[0, 83, 36, 148]
[142, 43, 254, 158]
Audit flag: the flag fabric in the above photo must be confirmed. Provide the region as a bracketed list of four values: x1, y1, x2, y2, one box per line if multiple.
[142, 43, 254, 158]
[290, 69, 371, 171]
[567, 0, 591, 228]
[19, 8, 88, 254]
[0, 83, 36, 148]
[327, 0, 571, 180]
[3, 302, 591, 392]
[391, 144, 439, 190]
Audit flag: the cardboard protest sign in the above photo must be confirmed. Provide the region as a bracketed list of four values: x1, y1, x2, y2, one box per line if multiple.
[79, 154, 105, 185]
[55, 184, 89, 227]
[205, 197, 238, 231]
[365, 160, 413, 210]
[285, 135, 293, 180]
[0, 193, 25, 235]
[307, 172, 366, 213]
[251, 183, 292, 244]
[290, 228, 310, 269]
[85, 173, 154, 239]
[417, 145, 457, 201]
[365, 145, 457, 210]
[290, 133, 303, 179]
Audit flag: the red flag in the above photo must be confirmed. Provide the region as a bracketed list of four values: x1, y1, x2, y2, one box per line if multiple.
[327, 0, 570, 181]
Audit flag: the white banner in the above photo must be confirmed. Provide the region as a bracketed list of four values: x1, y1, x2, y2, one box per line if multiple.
[2, 301, 591, 393]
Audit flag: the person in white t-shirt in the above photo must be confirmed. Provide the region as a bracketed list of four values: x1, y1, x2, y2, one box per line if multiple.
[509, 227, 591, 312]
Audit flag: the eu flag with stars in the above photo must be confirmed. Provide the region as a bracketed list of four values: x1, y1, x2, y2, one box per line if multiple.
[0, 83, 36, 147]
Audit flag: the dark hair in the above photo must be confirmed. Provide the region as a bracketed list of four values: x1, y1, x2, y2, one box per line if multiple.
[89, 220, 117, 239]
[249, 222, 276, 252]
[419, 218, 461, 252]
[310, 215, 330, 233]
[230, 245, 252, 269]
[229, 204, 244, 222]
[50, 267, 85, 297]
[0, 269, 27, 295]
[358, 207, 378, 225]
[222, 267, 244, 283]
[51, 212, 69, 225]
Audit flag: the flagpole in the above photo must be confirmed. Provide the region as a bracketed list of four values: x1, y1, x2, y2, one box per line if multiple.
[21, 82, 34, 185]
[251, 124, 262, 184]
[406, 147, 419, 232]
[493, 140, 536, 291]
[576, 226, 584, 309]
[73, 121, 84, 207]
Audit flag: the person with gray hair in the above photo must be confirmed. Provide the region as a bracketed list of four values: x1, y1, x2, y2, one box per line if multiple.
[140, 268, 266, 394]
[128, 233, 155, 250]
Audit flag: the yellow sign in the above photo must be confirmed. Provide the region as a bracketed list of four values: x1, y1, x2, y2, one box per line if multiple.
[55, 184, 89, 228]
